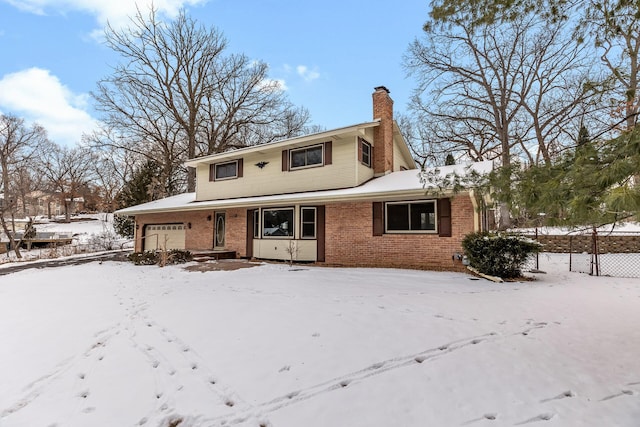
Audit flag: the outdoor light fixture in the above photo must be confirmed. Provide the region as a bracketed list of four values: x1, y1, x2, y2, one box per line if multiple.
[187, 222, 192, 229]
[207, 215, 212, 221]
[255, 161, 269, 169]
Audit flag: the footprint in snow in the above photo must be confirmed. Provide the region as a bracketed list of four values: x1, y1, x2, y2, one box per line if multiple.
[540, 390, 575, 403]
[601, 390, 635, 401]
[515, 413, 556, 425]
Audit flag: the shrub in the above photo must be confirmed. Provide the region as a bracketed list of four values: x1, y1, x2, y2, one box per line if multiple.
[462, 232, 542, 279]
[128, 251, 159, 265]
[168, 249, 192, 264]
[127, 249, 192, 266]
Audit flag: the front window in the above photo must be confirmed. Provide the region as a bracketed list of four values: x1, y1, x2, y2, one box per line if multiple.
[262, 208, 294, 238]
[214, 161, 237, 180]
[300, 207, 316, 239]
[386, 201, 436, 232]
[290, 145, 323, 169]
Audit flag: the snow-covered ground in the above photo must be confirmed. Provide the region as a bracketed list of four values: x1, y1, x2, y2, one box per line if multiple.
[1, 255, 639, 426]
[1, 214, 131, 264]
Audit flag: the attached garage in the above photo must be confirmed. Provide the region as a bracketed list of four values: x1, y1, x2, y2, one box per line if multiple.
[143, 224, 186, 251]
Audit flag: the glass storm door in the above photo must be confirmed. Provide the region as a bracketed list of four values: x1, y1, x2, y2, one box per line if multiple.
[214, 212, 226, 249]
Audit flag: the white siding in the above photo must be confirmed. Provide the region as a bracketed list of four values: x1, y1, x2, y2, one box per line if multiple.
[196, 138, 358, 201]
[253, 239, 317, 261]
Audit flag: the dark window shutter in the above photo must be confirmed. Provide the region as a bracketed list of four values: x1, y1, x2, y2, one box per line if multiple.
[316, 206, 325, 262]
[324, 141, 332, 165]
[372, 202, 384, 236]
[246, 209, 254, 258]
[282, 150, 289, 171]
[209, 164, 215, 181]
[237, 159, 243, 177]
[358, 138, 363, 163]
[438, 198, 452, 237]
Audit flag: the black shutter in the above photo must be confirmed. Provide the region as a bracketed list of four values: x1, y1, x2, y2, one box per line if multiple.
[438, 198, 452, 237]
[324, 141, 332, 165]
[237, 159, 243, 177]
[282, 150, 289, 171]
[316, 206, 325, 262]
[372, 202, 384, 236]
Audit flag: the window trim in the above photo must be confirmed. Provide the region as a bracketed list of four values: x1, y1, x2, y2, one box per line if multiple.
[211, 160, 239, 181]
[261, 207, 295, 239]
[289, 144, 324, 170]
[300, 207, 317, 239]
[384, 200, 438, 234]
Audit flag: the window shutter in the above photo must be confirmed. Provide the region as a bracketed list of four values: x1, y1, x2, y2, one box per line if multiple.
[316, 206, 325, 262]
[324, 141, 332, 165]
[237, 159, 243, 177]
[246, 209, 254, 258]
[438, 198, 452, 237]
[372, 202, 384, 236]
[282, 150, 289, 171]
[209, 164, 215, 181]
[358, 138, 363, 163]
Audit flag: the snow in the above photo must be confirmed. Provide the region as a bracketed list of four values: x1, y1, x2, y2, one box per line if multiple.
[1, 214, 132, 265]
[2, 255, 640, 426]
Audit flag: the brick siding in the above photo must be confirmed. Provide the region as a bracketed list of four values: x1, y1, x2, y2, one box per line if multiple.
[322, 196, 476, 271]
[134, 195, 477, 271]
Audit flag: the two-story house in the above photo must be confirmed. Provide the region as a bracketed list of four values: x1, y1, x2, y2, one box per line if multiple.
[117, 87, 491, 270]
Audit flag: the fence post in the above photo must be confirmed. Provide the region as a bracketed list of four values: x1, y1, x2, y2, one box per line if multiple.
[569, 235, 572, 272]
[591, 227, 600, 277]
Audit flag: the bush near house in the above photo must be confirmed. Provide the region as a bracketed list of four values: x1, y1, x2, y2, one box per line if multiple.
[462, 232, 542, 279]
[128, 249, 192, 266]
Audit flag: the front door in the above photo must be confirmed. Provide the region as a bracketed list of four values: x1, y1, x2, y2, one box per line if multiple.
[214, 212, 226, 249]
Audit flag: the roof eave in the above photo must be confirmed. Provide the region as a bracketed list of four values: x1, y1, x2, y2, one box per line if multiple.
[184, 121, 381, 167]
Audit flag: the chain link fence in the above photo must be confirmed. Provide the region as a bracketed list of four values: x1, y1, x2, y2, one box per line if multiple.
[568, 230, 640, 278]
[521, 229, 640, 278]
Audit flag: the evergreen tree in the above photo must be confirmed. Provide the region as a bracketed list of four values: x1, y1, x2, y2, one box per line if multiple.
[445, 153, 456, 166]
[512, 126, 640, 227]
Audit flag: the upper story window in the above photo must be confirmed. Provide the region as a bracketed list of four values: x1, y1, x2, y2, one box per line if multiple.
[209, 159, 243, 181]
[291, 144, 323, 169]
[359, 138, 372, 168]
[282, 142, 332, 171]
[385, 201, 436, 233]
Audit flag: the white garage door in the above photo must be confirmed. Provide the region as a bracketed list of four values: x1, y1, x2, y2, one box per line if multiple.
[144, 224, 186, 251]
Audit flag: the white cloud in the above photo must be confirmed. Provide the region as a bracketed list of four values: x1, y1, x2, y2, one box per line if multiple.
[0, 68, 100, 146]
[4, 0, 208, 29]
[296, 65, 320, 82]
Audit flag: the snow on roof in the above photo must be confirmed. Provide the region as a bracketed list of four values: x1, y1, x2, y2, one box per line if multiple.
[116, 161, 493, 215]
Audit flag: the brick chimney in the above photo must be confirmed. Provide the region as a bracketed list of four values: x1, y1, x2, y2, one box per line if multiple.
[372, 86, 394, 175]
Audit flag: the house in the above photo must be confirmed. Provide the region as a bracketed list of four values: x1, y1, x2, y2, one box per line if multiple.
[117, 87, 492, 271]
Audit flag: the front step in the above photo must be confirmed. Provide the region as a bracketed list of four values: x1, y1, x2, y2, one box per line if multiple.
[192, 251, 237, 262]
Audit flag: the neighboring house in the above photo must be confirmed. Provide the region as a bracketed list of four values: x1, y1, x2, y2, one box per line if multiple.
[117, 87, 492, 270]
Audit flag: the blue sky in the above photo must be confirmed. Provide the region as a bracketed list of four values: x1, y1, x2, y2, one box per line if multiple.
[0, 0, 430, 146]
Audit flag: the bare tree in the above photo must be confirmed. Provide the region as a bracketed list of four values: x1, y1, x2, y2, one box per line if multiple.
[579, 0, 640, 131]
[0, 114, 47, 258]
[405, 12, 597, 226]
[93, 7, 309, 193]
[39, 143, 96, 222]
